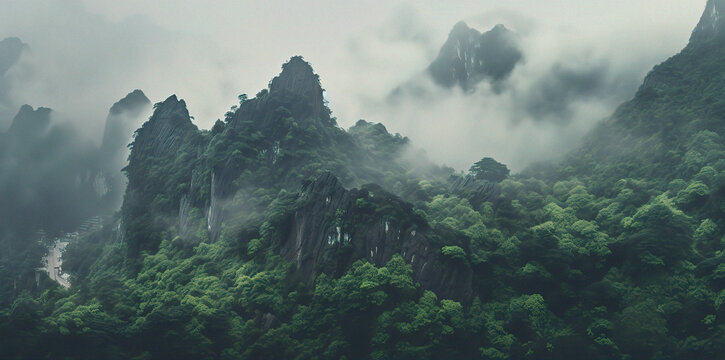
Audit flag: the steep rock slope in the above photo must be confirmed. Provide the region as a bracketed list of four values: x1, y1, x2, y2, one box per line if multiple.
[120, 57, 471, 300]
[278, 173, 472, 302]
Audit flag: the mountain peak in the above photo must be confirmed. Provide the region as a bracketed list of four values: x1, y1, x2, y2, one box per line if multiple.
[6, 104, 51, 137]
[150, 95, 191, 128]
[428, 22, 522, 90]
[690, 0, 725, 44]
[101, 90, 152, 163]
[268, 56, 324, 116]
[128, 95, 195, 160]
[449, 21, 476, 36]
[109, 89, 150, 116]
[0, 37, 27, 76]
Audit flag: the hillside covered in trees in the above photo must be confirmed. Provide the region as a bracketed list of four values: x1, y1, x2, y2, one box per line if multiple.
[2, 1, 725, 359]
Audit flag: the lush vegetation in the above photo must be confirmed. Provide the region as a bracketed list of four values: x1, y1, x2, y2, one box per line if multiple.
[2, 24, 725, 360]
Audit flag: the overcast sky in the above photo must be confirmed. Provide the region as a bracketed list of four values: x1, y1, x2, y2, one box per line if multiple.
[0, 0, 707, 169]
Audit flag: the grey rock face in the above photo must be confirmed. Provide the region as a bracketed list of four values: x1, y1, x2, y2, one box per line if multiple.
[428, 22, 522, 91]
[279, 173, 473, 302]
[690, 0, 725, 44]
[269, 56, 325, 119]
[122, 95, 201, 256]
[637, 0, 725, 98]
[448, 175, 500, 210]
[129, 95, 195, 160]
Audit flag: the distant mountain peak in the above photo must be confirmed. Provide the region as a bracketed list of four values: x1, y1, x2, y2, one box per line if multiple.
[690, 0, 725, 44]
[109, 89, 150, 116]
[101, 90, 151, 159]
[0, 37, 27, 76]
[428, 22, 522, 90]
[6, 104, 51, 137]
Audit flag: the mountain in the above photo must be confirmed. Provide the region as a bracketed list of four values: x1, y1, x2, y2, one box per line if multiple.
[388, 21, 522, 102]
[3, 2, 725, 360]
[120, 57, 468, 300]
[428, 22, 522, 91]
[690, 0, 725, 44]
[0, 37, 28, 129]
[559, 0, 725, 187]
[0, 91, 150, 308]
[99, 90, 151, 209]
[0, 37, 25, 77]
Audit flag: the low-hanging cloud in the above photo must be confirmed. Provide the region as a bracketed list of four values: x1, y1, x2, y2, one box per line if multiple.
[0, 0, 706, 172]
[333, 2, 704, 171]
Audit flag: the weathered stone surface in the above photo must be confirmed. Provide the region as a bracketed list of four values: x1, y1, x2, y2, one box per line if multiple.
[279, 173, 473, 303]
[128, 95, 196, 160]
[690, 0, 725, 44]
[269, 56, 325, 118]
[448, 175, 500, 210]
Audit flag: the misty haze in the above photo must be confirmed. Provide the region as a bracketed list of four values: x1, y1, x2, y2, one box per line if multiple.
[1, 1, 724, 359]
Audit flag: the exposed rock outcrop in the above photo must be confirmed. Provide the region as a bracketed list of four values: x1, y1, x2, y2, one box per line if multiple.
[128, 95, 196, 161]
[268, 56, 325, 119]
[448, 175, 500, 210]
[279, 173, 473, 303]
[690, 0, 725, 45]
[122, 95, 201, 256]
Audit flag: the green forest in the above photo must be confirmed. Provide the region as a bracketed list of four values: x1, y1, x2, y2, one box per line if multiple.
[2, 5, 725, 360]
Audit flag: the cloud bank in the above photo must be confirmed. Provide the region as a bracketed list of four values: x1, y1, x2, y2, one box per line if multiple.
[0, 0, 706, 171]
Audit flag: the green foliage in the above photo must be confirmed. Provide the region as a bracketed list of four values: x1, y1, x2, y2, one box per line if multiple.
[622, 196, 693, 267]
[6, 29, 725, 360]
[441, 246, 466, 260]
[469, 157, 510, 182]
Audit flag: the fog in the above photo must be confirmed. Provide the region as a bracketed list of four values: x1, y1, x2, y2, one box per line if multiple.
[0, 0, 705, 170]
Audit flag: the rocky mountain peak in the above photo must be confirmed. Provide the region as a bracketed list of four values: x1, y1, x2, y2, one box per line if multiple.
[690, 0, 725, 44]
[449, 21, 478, 39]
[128, 95, 195, 160]
[102, 90, 150, 155]
[109, 89, 150, 116]
[6, 104, 51, 138]
[100, 90, 151, 186]
[268, 56, 325, 117]
[428, 22, 522, 90]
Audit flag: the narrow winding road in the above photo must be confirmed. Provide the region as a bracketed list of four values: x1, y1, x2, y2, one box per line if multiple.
[43, 241, 70, 288]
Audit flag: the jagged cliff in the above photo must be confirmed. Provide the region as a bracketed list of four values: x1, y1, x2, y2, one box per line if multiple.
[278, 173, 473, 302]
[122, 94, 202, 257]
[690, 0, 725, 44]
[120, 57, 471, 301]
